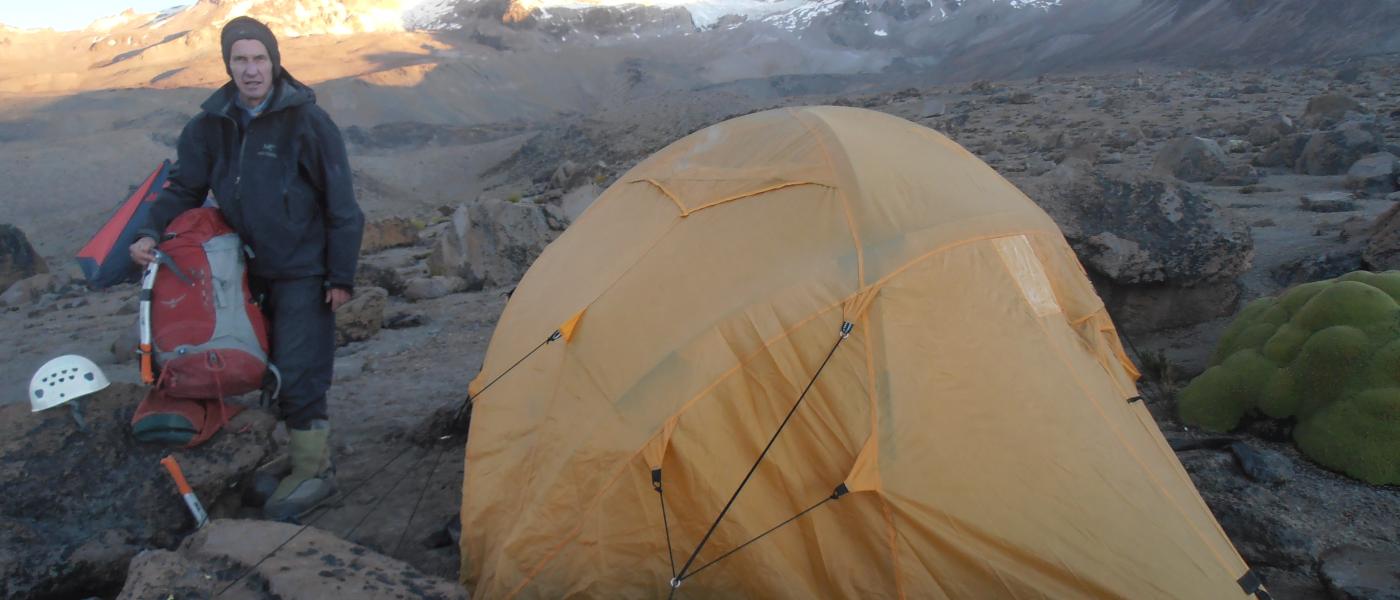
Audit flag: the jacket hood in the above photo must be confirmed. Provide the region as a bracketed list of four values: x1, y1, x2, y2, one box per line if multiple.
[200, 70, 315, 118]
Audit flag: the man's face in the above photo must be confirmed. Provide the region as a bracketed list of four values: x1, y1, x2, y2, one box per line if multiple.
[229, 39, 273, 105]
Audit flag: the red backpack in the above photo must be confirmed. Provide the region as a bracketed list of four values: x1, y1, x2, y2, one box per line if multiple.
[131, 208, 274, 446]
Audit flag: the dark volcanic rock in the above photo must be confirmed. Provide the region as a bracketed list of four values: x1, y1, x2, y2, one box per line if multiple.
[335, 287, 388, 346]
[0, 224, 48, 292]
[1300, 192, 1359, 213]
[0, 384, 276, 599]
[1297, 121, 1384, 176]
[1364, 203, 1400, 270]
[1153, 136, 1228, 182]
[1254, 133, 1310, 168]
[1318, 545, 1400, 600]
[1344, 152, 1400, 195]
[117, 520, 467, 600]
[1301, 94, 1367, 130]
[1019, 163, 1253, 332]
[360, 217, 421, 254]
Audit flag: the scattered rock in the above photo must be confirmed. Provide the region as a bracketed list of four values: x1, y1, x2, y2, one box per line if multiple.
[1247, 114, 1295, 147]
[1008, 91, 1035, 105]
[383, 312, 424, 329]
[1229, 442, 1294, 485]
[0, 224, 48, 292]
[1153, 136, 1228, 182]
[919, 99, 946, 117]
[1099, 126, 1143, 150]
[1301, 94, 1366, 130]
[1254, 133, 1310, 168]
[1271, 250, 1364, 287]
[1223, 139, 1250, 154]
[1318, 545, 1400, 600]
[1300, 192, 1358, 213]
[0, 384, 275, 599]
[461, 199, 569, 288]
[1019, 163, 1252, 332]
[1364, 203, 1400, 269]
[117, 520, 468, 600]
[359, 217, 421, 254]
[1343, 152, 1399, 195]
[404, 275, 467, 301]
[0, 272, 55, 307]
[562, 182, 603, 222]
[334, 287, 387, 346]
[1297, 121, 1383, 176]
[1211, 164, 1261, 187]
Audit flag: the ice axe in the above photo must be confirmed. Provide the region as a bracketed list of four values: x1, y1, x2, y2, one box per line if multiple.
[160, 455, 209, 528]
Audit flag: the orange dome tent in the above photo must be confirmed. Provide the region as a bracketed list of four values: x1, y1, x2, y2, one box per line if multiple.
[460, 106, 1266, 599]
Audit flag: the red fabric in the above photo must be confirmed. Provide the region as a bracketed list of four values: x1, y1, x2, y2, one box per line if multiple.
[151, 207, 270, 398]
[131, 386, 244, 448]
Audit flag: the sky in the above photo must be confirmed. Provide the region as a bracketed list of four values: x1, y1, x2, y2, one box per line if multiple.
[0, 1, 187, 31]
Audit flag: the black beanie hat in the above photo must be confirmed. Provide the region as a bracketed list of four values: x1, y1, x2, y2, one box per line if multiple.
[221, 16, 280, 79]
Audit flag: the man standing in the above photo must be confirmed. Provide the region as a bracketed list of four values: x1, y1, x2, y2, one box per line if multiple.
[130, 16, 363, 521]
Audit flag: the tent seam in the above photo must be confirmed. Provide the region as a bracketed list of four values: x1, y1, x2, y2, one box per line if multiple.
[499, 229, 1068, 595]
[789, 107, 866, 287]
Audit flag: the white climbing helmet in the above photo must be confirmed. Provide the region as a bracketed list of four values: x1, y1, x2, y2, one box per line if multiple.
[29, 355, 110, 412]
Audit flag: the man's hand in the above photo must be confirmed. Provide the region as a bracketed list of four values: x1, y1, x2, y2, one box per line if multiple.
[326, 287, 351, 311]
[130, 237, 157, 266]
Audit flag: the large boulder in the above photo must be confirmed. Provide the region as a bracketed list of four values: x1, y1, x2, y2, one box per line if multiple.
[404, 275, 467, 301]
[1247, 113, 1296, 147]
[0, 272, 58, 307]
[1019, 163, 1253, 332]
[118, 520, 467, 599]
[334, 287, 387, 346]
[432, 199, 569, 289]
[0, 223, 48, 292]
[355, 247, 429, 296]
[1297, 121, 1384, 176]
[1152, 136, 1228, 182]
[0, 383, 276, 599]
[1300, 94, 1367, 131]
[1364, 203, 1400, 270]
[1344, 152, 1399, 195]
[1318, 545, 1400, 600]
[1253, 133, 1310, 168]
[359, 217, 421, 254]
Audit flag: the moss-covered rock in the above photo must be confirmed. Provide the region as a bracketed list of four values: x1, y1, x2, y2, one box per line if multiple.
[1178, 271, 1400, 484]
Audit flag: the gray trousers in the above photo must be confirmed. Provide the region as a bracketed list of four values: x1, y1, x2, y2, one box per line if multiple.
[258, 276, 334, 430]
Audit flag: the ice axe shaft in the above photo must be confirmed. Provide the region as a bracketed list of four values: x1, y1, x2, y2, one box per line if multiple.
[160, 456, 209, 528]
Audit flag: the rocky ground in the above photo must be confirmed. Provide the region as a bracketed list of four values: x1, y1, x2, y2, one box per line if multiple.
[2, 56, 1400, 598]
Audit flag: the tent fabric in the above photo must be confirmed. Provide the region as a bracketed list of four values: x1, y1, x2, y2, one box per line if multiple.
[460, 106, 1257, 599]
[76, 160, 171, 288]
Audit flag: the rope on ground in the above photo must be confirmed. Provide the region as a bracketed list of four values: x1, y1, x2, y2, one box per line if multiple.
[669, 321, 854, 591]
[392, 437, 452, 556]
[217, 329, 564, 596]
[343, 447, 436, 540]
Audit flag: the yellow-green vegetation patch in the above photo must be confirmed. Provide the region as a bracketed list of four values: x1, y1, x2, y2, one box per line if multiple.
[1178, 270, 1400, 484]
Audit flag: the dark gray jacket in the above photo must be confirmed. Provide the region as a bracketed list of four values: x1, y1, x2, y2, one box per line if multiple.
[143, 73, 362, 289]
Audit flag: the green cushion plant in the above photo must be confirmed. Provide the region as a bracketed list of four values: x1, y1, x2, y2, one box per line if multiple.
[1178, 271, 1400, 484]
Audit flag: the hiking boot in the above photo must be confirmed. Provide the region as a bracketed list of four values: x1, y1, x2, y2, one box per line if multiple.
[242, 455, 289, 508]
[263, 420, 338, 522]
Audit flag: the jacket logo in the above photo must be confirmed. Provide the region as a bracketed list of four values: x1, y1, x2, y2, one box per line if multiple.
[160, 294, 185, 309]
[257, 143, 278, 159]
